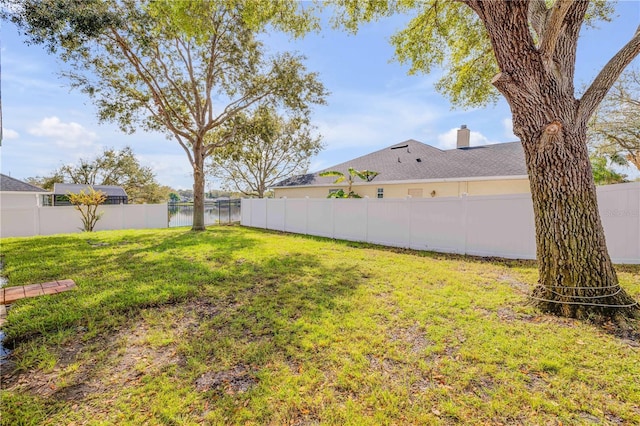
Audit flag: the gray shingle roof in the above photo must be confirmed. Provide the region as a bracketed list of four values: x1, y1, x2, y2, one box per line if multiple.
[274, 140, 528, 188]
[53, 183, 128, 197]
[0, 174, 47, 192]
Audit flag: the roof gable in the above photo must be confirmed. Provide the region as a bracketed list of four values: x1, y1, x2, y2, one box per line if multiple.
[0, 174, 47, 192]
[274, 140, 527, 188]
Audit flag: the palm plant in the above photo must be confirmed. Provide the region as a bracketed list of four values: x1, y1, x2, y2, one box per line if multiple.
[319, 167, 378, 198]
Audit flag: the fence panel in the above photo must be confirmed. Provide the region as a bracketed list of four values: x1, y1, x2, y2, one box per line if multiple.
[266, 199, 286, 231]
[284, 199, 308, 234]
[598, 183, 640, 263]
[333, 199, 368, 241]
[408, 198, 465, 254]
[1, 203, 169, 237]
[241, 182, 640, 264]
[307, 198, 334, 238]
[465, 195, 536, 259]
[367, 199, 411, 248]
[0, 207, 39, 238]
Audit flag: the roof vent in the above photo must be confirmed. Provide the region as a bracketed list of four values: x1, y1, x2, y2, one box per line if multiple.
[457, 124, 470, 149]
[416, 158, 422, 162]
[391, 144, 408, 150]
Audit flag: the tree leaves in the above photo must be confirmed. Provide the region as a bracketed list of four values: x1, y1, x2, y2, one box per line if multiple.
[209, 106, 323, 197]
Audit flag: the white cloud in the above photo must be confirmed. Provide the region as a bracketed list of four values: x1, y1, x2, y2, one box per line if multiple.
[436, 127, 499, 150]
[2, 128, 19, 140]
[137, 153, 193, 189]
[28, 116, 98, 148]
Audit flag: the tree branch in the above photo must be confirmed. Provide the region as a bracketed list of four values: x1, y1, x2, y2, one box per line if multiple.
[527, 0, 548, 43]
[539, 0, 572, 59]
[578, 25, 640, 123]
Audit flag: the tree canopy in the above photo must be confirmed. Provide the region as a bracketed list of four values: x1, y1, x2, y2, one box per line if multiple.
[4, 0, 327, 229]
[208, 105, 323, 198]
[28, 146, 170, 204]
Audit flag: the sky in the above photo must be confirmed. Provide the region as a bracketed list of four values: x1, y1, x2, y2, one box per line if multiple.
[1, 2, 639, 190]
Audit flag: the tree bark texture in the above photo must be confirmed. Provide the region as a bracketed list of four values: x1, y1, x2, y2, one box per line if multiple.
[521, 120, 638, 318]
[465, 0, 640, 319]
[192, 144, 206, 232]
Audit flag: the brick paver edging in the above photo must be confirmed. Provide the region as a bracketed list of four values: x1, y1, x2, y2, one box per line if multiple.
[0, 279, 76, 305]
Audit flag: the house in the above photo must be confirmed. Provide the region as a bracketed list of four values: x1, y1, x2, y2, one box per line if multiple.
[52, 183, 128, 206]
[0, 173, 49, 208]
[272, 126, 530, 199]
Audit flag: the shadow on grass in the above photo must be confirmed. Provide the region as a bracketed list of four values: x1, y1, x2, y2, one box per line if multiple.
[1, 246, 366, 424]
[1, 227, 263, 346]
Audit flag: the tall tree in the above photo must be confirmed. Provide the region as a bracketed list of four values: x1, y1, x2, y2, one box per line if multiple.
[589, 67, 640, 172]
[29, 146, 168, 204]
[208, 106, 323, 198]
[4, 0, 327, 230]
[328, 0, 639, 319]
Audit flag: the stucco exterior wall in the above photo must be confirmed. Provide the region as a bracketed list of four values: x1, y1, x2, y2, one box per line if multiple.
[273, 178, 531, 199]
[0, 192, 42, 208]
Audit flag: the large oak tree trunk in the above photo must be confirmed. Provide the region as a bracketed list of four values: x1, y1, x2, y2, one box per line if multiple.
[517, 117, 638, 319]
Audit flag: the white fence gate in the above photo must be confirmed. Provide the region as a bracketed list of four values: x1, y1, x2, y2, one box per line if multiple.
[241, 182, 640, 264]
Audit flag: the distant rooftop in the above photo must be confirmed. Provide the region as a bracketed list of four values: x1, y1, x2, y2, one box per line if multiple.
[53, 183, 128, 197]
[273, 139, 527, 188]
[0, 173, 47, 192]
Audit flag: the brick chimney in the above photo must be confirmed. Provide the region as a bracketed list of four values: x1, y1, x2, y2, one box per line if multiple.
[457, 124, 470, 149]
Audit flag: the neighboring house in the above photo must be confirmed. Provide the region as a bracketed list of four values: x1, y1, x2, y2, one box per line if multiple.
[0, 173, 49, 208]
[272, 125, 530, 199]
[52, 183, 128, 206]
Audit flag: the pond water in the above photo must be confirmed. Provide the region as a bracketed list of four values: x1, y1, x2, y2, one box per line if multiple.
[168, 201, 242, 227]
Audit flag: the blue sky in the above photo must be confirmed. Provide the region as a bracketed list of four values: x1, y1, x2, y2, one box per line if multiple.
[2, 2, 639, 190]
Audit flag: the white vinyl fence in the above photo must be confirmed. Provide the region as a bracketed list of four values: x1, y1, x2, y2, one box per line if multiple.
[0, 201, 168, 238]
[242, 182, 640, 264]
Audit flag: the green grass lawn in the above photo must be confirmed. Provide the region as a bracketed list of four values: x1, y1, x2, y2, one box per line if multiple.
[1, 226, 638, 425]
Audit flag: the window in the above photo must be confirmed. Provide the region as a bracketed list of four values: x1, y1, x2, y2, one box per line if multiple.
[377, 188, 384, 199]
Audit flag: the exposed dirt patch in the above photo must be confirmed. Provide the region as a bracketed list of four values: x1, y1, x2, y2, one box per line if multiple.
[497, 273, 531, 295]
[195, 364, 257, 394]
[1, 306, 187, 401]
[465, 376, 495, 402]
[387, 324, 432, 353]
[599, 320, 640, 347]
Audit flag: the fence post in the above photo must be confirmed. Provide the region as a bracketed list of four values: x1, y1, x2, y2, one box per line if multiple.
[406, 195, 412, 249]
[364, 196, 369, 243]
[461, 193, 469, 256]
[283, 197, 287, 232]
[264, 198, 268, 229]
[35, 205, 41, 236]
[331, 197, 335, 239]
[305, 196, 309, 235]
